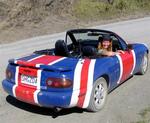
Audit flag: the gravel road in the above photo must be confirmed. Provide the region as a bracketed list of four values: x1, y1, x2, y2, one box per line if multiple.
[0, 17, 150, 123]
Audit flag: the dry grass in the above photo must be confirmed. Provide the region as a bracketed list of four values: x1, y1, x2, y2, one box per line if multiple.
[73, 0, 150, 21]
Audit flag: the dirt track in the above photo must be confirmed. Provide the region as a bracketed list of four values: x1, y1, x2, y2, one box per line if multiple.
[0, 17, 150, 123]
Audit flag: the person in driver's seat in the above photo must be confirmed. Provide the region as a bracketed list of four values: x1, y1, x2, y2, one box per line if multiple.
[98, 34, 123, 56]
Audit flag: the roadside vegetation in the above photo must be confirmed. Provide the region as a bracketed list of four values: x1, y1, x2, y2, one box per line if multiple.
[1, 0, 150, 29]
[0, 0, 150, 43]
[132, 106, 150, 123]
[73, 0, 150, 21]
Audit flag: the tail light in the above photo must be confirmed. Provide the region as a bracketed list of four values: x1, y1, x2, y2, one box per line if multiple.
[6, 69, 12, 80]
[46, 78, 72, 88]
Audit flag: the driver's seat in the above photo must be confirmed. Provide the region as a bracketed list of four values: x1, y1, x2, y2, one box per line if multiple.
[54, 40, 72, 57]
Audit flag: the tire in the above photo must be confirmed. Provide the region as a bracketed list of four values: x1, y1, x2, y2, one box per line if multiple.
[138, 52, 149, 75]
[87, 77, 108, 112]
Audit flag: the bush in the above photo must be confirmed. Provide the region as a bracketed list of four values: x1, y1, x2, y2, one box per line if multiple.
[115, 0, 128, 10]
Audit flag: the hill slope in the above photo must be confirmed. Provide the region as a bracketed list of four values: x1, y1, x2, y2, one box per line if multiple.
[0, 0, 150, 44]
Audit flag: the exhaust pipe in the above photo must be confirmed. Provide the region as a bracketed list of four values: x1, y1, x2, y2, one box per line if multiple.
[53, 107, 62, 113]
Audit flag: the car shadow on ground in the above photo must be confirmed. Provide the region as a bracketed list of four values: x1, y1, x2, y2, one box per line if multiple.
[6, 95, 86, 118]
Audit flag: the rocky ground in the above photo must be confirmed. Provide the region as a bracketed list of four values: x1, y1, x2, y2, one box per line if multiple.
[0, 0, 76, 43]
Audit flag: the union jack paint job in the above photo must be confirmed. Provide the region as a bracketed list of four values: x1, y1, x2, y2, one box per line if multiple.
[2, 29, 149, 110]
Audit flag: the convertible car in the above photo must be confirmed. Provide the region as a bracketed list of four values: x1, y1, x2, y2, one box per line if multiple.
[2, 29, 149, 112]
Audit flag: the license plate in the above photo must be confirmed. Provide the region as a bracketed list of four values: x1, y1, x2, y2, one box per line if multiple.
[21, 74, 37, 86]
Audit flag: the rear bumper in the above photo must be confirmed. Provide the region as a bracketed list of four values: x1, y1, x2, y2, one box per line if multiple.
[2, 79, 72, 108]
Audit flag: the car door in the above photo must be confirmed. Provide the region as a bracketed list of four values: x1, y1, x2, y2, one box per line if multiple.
[117, 50, 135, 83]
[111, 35, 136, 84]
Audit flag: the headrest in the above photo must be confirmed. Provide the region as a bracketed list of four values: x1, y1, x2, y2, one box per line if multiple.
[82, 46, 97, 57]
[54, 40, 71, 57]
[98, 36, 103, 42]
[55, 40, 66, 47]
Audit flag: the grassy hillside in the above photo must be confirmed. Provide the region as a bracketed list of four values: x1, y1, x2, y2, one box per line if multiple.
[1, 0, 150, 28]
[73, 0, 150, 21]
[0, 0, 150, 43]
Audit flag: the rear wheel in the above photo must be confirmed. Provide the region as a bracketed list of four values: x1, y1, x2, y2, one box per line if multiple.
[138, 52, 149, 75]
[87, 77, 108, 112]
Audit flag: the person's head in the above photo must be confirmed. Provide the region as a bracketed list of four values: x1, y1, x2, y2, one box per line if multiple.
[98, 34, 112, 51]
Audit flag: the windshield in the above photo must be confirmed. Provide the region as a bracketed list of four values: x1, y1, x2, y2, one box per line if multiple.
[71, 31, 109, 42]
[74, 33, 99, 40]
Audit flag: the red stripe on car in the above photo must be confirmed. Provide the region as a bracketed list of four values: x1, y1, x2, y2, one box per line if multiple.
[120, 50, 134, 82]
[77, 59, 91, 108]
[28, 55, 62, 65]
